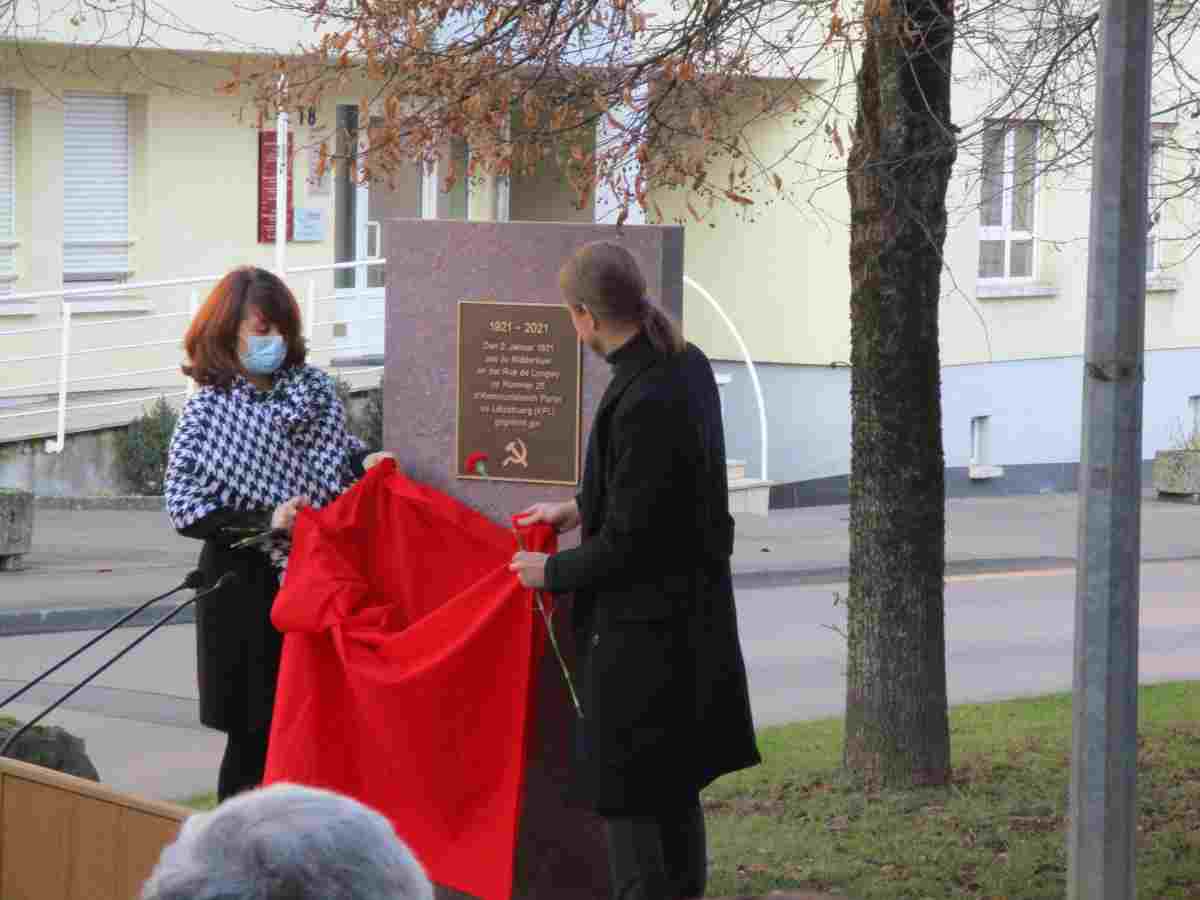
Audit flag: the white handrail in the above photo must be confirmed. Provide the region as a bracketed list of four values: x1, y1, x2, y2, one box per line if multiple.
[0, 365, 180, 394]
[683, 275, 769, 483]
[2, 272, 226, 302]
[286, 259, 386, 275]
[71, 310, 191, 329]
[47, 303, 72, 453]
[0, 260, 385, 308]
[2, 336, 180, 365]
[2, 259, 391, 451]
[314, 314, 386, 327]
[305, 280, 317, 342]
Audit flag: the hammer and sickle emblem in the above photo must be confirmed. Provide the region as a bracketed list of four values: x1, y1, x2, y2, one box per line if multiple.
[503, 438, 530, 469]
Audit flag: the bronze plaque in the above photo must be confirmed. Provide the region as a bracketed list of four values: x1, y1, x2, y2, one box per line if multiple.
[457, 301, 582, 485]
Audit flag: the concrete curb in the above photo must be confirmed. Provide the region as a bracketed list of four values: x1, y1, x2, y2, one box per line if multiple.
[4, 552, 1198, 638]
[34, 496, 166, 512]
[729, 555, 1079, 589]
[0, 603, 195, 637]
[731, 552, 1200, 589]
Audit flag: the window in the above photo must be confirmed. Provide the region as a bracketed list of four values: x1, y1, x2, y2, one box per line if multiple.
[62, 93, 131, 291]
[1147, 139, 1165, 272]
[970, 415, 990, 467]
[969, 414, 1004, 480]
[0, 90, 13, 299]
[979, 121, 1039, 280]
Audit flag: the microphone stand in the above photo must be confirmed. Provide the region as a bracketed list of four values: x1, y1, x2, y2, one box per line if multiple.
[0, 571, 238, 760]
[0, 569, 204, 711]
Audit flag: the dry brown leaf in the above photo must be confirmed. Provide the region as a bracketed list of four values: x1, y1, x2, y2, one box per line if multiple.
[831, 123, 845, 157]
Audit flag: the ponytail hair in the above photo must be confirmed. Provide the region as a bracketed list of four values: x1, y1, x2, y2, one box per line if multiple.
[638, 297, 686, 356]
[560, 241, 686, 356]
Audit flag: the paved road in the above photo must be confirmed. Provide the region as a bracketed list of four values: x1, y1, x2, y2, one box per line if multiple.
[740, 557, 1200, 727]
[2, 557, 1198, 801]
[2, 509, 196, 615]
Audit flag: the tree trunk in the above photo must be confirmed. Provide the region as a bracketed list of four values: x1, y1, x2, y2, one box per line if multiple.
[843, 0, 956, 788]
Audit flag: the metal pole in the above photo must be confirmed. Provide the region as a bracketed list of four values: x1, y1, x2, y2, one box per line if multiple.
[187, 288, 200, 398]
[305, 279, 317, 344]
[45, 302, 72, 455]
[275, 78, 289, 276]
[1068, 2, 1153, 898]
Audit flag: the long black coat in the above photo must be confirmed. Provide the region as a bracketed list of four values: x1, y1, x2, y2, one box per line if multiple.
[177, 454, 368, 736]
[179, 509, 284, 735]
[544, 331, 760, 816]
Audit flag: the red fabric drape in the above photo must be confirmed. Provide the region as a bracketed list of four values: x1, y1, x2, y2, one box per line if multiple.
[263, 460, 555, 900]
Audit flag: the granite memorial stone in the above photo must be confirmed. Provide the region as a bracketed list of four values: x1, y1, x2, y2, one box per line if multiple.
[383, 220, 684, 900]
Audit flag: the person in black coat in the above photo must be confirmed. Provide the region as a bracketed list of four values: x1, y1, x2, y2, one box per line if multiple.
[510, 242, 760, 900]
[165, 267, 393, 801]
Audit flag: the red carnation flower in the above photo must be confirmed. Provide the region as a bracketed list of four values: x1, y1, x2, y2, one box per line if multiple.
[465, 452, 489, 478]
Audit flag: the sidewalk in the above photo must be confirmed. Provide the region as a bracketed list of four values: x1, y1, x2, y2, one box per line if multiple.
[1, 491, 1198, 803]
[4, 491, 1200, 633]
[731, 490, 1200, 583]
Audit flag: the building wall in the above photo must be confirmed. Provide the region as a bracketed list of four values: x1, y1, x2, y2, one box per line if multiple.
[0, 44, 345, 444]
[651, 54, 1200, 370]
[645, 57, 1200, 497]
[714, 347, 1200, 504]
[508, 147, 596, 224]
[653, 88, 853, 368]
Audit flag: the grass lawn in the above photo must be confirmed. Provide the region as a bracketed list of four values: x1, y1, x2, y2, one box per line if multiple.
[173, 683, 1199, 898]
[703, 681, 1200, 898]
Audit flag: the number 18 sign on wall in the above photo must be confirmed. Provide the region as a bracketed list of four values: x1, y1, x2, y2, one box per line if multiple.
[456, 301, 582, 485]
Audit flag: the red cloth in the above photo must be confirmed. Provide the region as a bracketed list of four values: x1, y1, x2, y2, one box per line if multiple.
[263, 459, 555, 900]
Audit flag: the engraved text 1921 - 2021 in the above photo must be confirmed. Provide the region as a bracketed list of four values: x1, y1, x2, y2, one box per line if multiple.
[457, 301, 582, 485]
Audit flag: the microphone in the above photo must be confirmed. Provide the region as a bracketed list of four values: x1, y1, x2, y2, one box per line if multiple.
[0, 569, 205, 711]
[0, 572, 238, 760]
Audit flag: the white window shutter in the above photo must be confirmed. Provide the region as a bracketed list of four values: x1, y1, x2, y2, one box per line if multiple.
[0, 91, 13, 298]
[63, 93, 130, 282]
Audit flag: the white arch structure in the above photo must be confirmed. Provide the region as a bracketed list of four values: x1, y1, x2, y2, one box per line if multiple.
[683, 275, 769, 483]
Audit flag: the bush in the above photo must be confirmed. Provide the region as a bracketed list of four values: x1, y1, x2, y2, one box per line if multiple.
[116, 396, 178, 495]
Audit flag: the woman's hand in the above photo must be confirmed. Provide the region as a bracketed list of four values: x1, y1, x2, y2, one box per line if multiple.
[271, 496, 310, 533]
[509, 551, 549, 589]
[363, 451, 397, 471]
[514, 500, 580, 534]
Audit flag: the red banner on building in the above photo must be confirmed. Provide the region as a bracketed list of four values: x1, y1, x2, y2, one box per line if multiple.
[258, 131, 295, 243]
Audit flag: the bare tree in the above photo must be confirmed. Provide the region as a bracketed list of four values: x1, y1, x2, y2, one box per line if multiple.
[231, 0, 1200, 787]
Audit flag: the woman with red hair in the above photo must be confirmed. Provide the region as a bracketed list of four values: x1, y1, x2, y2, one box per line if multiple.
[165, 266, 393, 800]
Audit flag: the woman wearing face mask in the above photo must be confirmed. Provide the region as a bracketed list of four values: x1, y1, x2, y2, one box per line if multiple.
[165, 266, 393, 801]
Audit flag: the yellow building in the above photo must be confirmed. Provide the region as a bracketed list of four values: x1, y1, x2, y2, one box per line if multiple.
[654, 66, 1200, 505]
[2, 2, 1194, 504]
[0, 2, 588, 493]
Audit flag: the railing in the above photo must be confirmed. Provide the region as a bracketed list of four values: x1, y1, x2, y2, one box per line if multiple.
[683, 275, 769, 483]
[0, 259, 388, 452]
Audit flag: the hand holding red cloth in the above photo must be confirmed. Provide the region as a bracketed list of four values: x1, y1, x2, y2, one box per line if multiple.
[263, 459, 556, 900]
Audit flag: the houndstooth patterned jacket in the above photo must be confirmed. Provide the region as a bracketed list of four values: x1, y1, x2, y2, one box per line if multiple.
[165, 364, 366, 542]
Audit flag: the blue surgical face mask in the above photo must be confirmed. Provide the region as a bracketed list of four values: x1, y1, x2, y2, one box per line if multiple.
[241, 334, 287, 375]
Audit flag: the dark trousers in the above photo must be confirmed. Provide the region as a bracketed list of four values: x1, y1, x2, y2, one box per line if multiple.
[603, 799, 707, 900]
[217, 728, 270, 801]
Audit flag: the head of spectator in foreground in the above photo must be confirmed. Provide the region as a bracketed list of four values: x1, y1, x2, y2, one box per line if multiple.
[140, 783, 434, 900]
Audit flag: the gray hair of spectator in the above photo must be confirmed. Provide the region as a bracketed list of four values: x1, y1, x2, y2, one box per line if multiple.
[140, 783, 435, 900]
